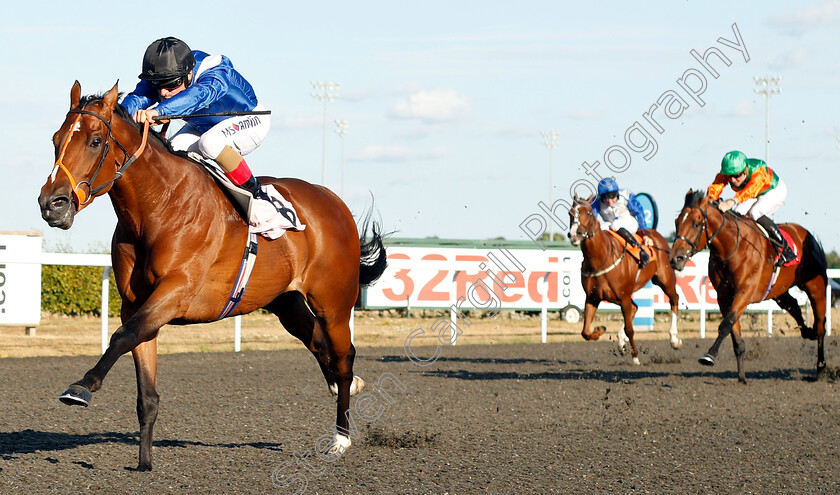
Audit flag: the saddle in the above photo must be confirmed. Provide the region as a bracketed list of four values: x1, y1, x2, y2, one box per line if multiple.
[607, 230, 656, 264]
[755, 224, 801, 267]
[189, 153, 305, 239]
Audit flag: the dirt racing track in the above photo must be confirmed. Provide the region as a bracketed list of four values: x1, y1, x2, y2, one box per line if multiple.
[1, 336, 839, 494]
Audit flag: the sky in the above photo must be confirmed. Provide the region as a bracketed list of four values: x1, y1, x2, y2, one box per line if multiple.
[1, 1, 839, 253]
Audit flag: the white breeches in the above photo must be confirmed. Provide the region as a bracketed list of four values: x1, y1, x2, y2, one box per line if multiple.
[169, 103, 271, 159]
[733, 178, 787, 220]
[601, 215, 639, 233]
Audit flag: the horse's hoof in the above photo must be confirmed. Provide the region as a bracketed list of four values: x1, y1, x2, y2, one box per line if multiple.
[670, 338, 683, 350]
[817, 363, 827, 381]
[800, 327, 818, 341]
[632, 357, 641, 365]
[326, 433, 351, 456]
[59, 384, 91, 407]
[698, 354, 716, 367]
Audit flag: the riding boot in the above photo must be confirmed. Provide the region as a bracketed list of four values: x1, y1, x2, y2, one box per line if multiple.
[756, 215, 795, 264]
[240, 175, 274, 202]
[215, 145, 274, 203]
[617, 227, 649, 268]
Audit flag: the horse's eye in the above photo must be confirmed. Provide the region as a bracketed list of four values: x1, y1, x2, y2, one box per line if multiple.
[693, 221, 702, 228]
[90, 137, 102, 148]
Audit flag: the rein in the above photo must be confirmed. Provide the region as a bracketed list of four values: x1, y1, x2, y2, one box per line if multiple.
[572, 204, 629, 278]
[52, 106, 149, 207]
[675, 203, 738, 262]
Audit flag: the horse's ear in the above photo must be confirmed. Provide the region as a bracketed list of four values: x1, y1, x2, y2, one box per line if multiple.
[70, 80, 81, 109]
[585, 194, 595, 203]
[101, 81, 119, 119]
[102, 81, 119, 110]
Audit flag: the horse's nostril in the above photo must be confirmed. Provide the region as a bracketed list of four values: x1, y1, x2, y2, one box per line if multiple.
[50, 196, 69, 209]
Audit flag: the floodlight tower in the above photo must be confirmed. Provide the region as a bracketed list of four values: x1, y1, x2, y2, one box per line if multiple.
[335, 119, 348, 198]
[310, 81, 340, 184]
[540, 131, 560, 241]
[754, 76, 782, 163]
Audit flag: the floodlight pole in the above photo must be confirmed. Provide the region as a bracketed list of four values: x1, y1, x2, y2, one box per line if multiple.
[310, 81, 340, 185]
[754, 76, 782, 163]
[335, 120, 348, 198]
[540, 131, 560, 241]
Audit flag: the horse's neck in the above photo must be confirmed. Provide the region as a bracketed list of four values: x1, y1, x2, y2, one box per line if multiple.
[705, 211, 738, 257]
[107, 124, 221, 239]
[581, 230, 614, 267]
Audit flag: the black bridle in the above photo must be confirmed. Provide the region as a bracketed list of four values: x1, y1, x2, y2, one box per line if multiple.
[675, 202, 739, 261]
[53, 106, 144, 207]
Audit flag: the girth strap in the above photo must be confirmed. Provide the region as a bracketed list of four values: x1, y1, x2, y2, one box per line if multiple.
[216, 232, 259, 320]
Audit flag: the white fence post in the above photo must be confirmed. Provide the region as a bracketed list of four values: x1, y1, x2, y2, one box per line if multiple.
[101, 267, 110, 354]
[699, 277, 706, 339]
[234, 315, 241, 352]
[767, 306, 773, 336]
[540, 273, 548, 344]
[449, 271, 459, 345]
[350, 307, 355, 344]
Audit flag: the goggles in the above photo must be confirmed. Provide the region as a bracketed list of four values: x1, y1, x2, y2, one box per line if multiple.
[602, 191, 619, 200]
[149, 76, 184, 90]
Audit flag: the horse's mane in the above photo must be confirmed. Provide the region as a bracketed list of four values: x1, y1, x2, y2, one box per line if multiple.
[683, 189, 707, 208]
[79, 93, 202, 166]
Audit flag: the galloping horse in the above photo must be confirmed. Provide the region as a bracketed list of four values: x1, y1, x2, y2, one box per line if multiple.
[568, 195, 682, 364]
[38, 82, 387, 471]
[669, 190, 827, 383]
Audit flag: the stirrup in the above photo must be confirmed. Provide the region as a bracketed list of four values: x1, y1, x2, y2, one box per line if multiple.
[780, 247, 795, 264]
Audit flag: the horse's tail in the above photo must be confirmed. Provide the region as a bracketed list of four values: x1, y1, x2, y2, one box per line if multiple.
[804, 230, 828, 277]
[358, 206, 388, 287]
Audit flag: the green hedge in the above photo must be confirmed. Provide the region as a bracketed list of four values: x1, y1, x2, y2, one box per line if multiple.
[41, 265, 122, 316]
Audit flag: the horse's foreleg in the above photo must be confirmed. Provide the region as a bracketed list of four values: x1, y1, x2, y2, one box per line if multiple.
[700, 311, 735, 368]
[620, 299, 640, 365]
[580, 297, 605, 341]
[729, 320, 747, 384]
[60, 276, 188, 405]
[132, 338, 159, 471]
[653, 275, 683, 350]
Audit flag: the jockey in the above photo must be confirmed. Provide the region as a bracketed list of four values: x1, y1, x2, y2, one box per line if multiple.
[120, 37, 275, 205]
[707, 150, 795, 264]
[591, 177, 650, 268]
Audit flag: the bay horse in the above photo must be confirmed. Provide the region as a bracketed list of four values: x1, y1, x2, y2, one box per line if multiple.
[669, 190, 827, 383]
[568, 195, 682, 364]
[38, 82, 387, 471]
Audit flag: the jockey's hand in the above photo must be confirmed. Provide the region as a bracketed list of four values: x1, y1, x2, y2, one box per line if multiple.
[132, 109, 165, 125]
[718, 199, 736, 212]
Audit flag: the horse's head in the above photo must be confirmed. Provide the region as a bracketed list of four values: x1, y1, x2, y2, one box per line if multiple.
[669, 189, 713, 270]
[568, 194, 598, 246]
[39, 81, 122, 229]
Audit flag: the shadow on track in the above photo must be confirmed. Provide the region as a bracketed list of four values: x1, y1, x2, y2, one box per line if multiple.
[0, 429, 284, 459]
[420, 367, 811, 383]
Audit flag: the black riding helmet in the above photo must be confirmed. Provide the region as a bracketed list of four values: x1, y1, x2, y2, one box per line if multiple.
[139, 37, 196, 87]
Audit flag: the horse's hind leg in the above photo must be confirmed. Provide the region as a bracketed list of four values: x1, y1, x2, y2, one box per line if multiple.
[132, 338, 159, 471]
[773, 291, 812, 338]
[801, 277, 828, 380]
[265, 292, 363, 395]
[321, 311, 357, 454]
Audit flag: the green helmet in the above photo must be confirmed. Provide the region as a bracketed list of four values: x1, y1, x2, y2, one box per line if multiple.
[720, 150, 747, 176]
